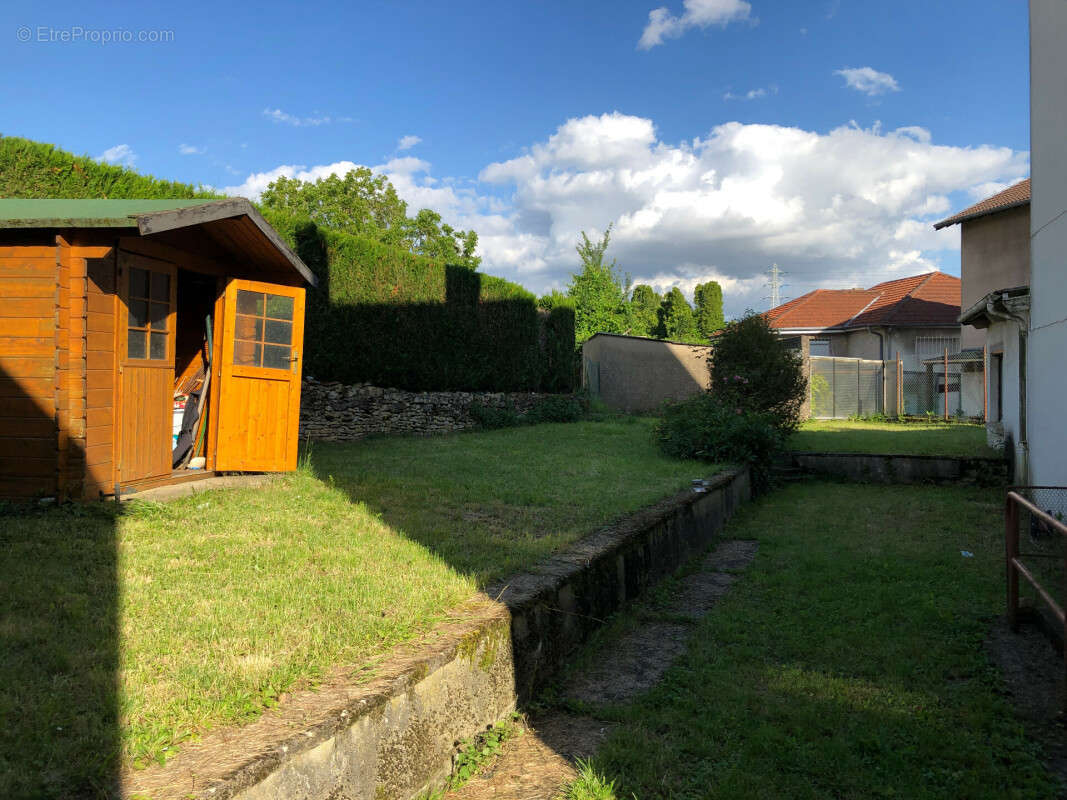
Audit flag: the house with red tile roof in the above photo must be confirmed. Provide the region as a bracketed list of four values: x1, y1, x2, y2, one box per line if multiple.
[764, 271, 963, 370]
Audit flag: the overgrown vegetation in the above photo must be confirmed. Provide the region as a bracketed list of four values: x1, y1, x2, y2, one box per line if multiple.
[655, 312, 805, 489]
[564, 483, 1060, 798]
[265, 211, 576, 392]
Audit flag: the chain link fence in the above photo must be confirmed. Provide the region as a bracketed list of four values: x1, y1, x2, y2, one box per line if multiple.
[810, 352, 986, 419]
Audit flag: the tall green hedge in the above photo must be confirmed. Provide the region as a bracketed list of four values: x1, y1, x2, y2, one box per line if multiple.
[265, 211, 575, 392]
[0, 135, 574, 392]
[0, 135, 219, 199]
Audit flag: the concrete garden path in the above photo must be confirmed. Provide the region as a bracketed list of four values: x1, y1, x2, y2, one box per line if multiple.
[444, 539, 759, 800]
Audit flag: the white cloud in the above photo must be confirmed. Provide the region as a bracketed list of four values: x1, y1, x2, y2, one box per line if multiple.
[178, 143, 205, 155]
[639, 0, 753, 49]
[226, 112, 1027, 318]
[835, 67, 900, 96]
[262, 108, 333, 127]
[97, 144, 136, 167]
[724, 86, 774, 101]
[396, 134, 422, 151]
[968, 180, 1010, 200]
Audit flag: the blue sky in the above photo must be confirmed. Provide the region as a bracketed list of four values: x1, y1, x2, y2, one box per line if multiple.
[0, 0, 1031, 315]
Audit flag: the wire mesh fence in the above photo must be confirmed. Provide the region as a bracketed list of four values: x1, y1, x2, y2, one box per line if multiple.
[809, 357, 885, 418]
[810, 352, 986, 420]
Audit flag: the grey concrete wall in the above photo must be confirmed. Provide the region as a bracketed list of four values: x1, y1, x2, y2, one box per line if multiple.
[127, 467, 751, 800]
[984, 316, 1028, 480]
[789, 452, 1008, 485]
[582, 333, 711, 412]
[1028, 0, 1067, 487]
[959, 206, 1031, 349]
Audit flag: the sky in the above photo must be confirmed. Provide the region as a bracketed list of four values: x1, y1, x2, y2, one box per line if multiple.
[0, 0, 1031, 317]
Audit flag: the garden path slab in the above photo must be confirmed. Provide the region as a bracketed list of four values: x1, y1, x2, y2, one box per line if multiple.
[564, 538, 758, 706]
[446, 538, 758, 800]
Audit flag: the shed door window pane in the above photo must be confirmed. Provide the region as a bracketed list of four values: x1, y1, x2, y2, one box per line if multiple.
[233, 289, 293, 370]
[128, 330, 147, 359]
[127, 267, 169, 361]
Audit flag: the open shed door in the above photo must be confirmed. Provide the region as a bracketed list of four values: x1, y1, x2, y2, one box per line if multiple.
[215, 279, 305, 472]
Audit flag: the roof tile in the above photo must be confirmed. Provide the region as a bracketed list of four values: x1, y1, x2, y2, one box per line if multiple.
[933, 178, 1030, 229]
[765, 271, 960, 330]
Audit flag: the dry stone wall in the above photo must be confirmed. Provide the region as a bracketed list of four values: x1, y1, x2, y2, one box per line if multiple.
[299, 379, 557, 441]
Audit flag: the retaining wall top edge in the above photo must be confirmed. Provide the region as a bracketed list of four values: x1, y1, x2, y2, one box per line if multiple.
[789, 450, 1006, 463]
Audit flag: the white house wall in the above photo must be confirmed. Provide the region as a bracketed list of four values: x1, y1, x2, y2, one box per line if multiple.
[1028, 0, 1067, 486]
[986, 318, 1027, 481]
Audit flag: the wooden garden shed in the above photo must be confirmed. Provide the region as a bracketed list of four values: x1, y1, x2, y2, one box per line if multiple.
[0, 198, 315, 500]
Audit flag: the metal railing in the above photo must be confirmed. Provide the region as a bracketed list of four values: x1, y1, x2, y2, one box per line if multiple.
[1006, 487, 1067, 708]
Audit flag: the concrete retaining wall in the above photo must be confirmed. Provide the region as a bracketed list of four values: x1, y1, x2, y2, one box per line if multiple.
[788, 451, 1008, 485]
[126, 468, 750, 800]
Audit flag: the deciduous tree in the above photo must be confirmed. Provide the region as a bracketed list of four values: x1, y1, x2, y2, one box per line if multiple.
[694, 280, 725, 338]
[260, 168, 480, 268]
[567, 224, 629, 342]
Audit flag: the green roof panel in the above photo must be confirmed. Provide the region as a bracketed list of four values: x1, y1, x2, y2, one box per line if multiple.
[0, 198, 221, 228]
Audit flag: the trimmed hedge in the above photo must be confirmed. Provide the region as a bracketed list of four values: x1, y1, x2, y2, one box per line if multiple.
[265, 212, 575, 392]
[0, 135, 218, 199]
[0, 135, 574, 392]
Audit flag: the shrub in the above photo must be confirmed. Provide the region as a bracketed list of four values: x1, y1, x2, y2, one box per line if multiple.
[525, 395, 583, 424]
[654, 394, 785, 491]
[709, 312, 806, 433]
[468, 402, 521, 429]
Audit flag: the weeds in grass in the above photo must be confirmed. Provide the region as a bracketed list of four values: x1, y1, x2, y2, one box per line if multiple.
[422, 713, 523, 798]
[559, 760, 620, 800]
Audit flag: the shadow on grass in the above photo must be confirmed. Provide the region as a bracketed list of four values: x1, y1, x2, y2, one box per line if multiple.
[0, 362, 121, 799]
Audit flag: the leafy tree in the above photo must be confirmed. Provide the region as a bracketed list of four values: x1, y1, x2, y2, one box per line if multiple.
[709, 312, 806, 432]
[629, 284, 662, 338]
[693, 281, 725, 338]
[537, 289, 573, 311]
[261, 168, 480, 268]
[567, 224, 629, 343]
[657, 287, 700, 342]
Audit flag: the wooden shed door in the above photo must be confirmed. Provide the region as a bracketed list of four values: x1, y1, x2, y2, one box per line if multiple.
[117, 252, 176, 485]
[215, 279, 305, 472]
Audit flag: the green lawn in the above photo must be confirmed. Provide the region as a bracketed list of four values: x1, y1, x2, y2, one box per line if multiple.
[565, 482, 1058, 799]
[790, 419, 1001, 458]
[0, 419, 706, 797]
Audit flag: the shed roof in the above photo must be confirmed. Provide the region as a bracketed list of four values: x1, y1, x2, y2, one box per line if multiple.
[0, 198, 315, 285]
[932, 178, 1030, 230]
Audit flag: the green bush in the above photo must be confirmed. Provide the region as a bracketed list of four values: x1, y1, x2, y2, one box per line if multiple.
[468, 402, 521, 429]
[264, 211, 576, 393]
[525, 395, 583, 424]
[654, 394, 785, 491]
[709, 312, 806, 432]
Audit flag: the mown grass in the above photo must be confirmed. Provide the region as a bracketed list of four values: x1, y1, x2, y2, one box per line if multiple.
[790, 419, 1000, 458]
[563, 482, 1058, 799]
[309, 418, 711, 583]
[0, 419, 707, 797]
